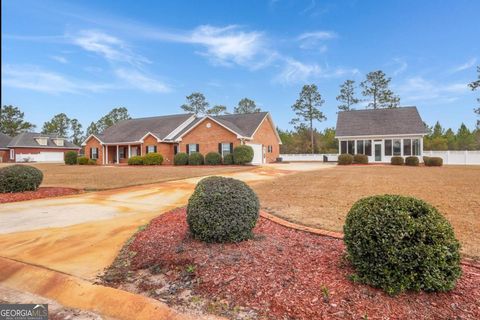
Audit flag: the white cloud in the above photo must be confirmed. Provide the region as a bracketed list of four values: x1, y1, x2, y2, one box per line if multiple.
[71, 30, 150, 66]
[114, 68, 171, 93]
[297, 31, 337, 51]
[392, 58, 407, 76]
[452, 58, 477, 73]
[50, 55, 68, 64]
[397, 76, 469, 102]
[275, 58, 358, 84]
[2, 65, 110, 94]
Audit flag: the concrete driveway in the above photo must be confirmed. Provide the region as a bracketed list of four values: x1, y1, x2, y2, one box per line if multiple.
[0, 162, 333, 319]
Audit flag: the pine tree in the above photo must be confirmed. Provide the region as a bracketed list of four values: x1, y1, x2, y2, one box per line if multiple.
[360, 70, 400, 109]
[336, 80, 360, 111]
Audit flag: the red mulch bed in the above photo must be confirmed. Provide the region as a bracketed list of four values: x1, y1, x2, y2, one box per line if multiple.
[0, 187, 80, 203]
[127, 208, 480, 320]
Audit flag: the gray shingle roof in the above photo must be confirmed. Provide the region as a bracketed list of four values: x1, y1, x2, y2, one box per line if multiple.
[91, 112, 271, 143]
[0, 133, 12, 149]
[99, 113, 193, 143]
[335, 107, 427, 137]
[7, 132, 80, 148]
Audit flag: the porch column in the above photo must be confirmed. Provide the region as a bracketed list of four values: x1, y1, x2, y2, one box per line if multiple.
[106, 146, 109, 165]
[116, 145, 120, 164]
[102, 145, 105, 165]
[128, 144, 131, 158]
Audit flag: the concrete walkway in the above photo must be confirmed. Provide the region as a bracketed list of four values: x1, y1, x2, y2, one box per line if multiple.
[0, 162, 333, 318]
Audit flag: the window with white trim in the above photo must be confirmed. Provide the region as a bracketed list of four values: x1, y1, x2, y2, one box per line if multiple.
[403, 139, 412, 156]
[221, 143, 231, 156]
[412, 139, 420, 156]
[384, 140, 392, 156]
[147, 145, 156, 153]
[91, 147, 98, 160]
[10, 149, 15, 160]
[188, 143, 198, 155]
[393, 139, 401, 156]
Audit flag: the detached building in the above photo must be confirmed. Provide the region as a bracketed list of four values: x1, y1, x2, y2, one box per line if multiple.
[335, 107, 427, 163]
[0, 132, 80, 163]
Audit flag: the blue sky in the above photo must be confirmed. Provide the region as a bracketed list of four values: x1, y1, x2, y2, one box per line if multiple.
[2, 0, 479, 132]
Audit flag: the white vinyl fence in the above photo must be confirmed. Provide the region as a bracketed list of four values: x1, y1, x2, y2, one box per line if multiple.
[279, 154, 338, 162]
[423, 150, 480, 165]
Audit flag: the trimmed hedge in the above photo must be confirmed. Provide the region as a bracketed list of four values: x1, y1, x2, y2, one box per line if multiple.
[205, 152, 222, 165]
[405, 156, 419, 166]
[78, 157, 89, 165]
[338, 153, 353, 165]
[353, 154, 368, 164]
[64, 151, 78, 165]
[187, 176, 260, 243]
[423, 156, 430, 164]
[391, 156, 404, 165]
[344, 195, 461, 295]
[128, 156, 144, 165]
[0, 165, 43, 193]
[143, 153, 163, 165]
[174, 152, 189, 165]
[223, 153, 234, 165]
[233, 145, 254, 165]
[425, 156, 443, 167]
[188, 152, 204, 165]
[88, 159, 96, 165]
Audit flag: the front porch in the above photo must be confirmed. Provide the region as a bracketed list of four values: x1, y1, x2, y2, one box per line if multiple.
[102, 144, 142, 165]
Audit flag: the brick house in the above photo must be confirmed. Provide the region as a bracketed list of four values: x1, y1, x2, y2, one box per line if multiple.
[82, 112, 282, 165]
[1, 132, 80, 163]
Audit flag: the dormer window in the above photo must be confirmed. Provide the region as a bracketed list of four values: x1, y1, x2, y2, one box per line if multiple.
[53, 138, 65, 146]
[35, 137, 48, 146]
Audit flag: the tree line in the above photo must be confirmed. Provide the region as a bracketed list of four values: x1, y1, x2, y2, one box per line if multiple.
[1, 68, 479, 151]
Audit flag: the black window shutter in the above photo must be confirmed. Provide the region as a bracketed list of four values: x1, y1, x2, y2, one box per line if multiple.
[154, 146, 157, 153]
[230, 143, 233, 153]
[218, 143, 222, 154]
[186, 144, 190, 154]
[146, 146, 148, 154]
[90, 148, 92, 158]
[174, 145, 178, 155]
[196, 144, 200, 152]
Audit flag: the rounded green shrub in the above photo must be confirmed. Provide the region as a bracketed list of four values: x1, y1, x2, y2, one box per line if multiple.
[174, 152, 189, 165]
[405, 156, 419, 166]
[344, 195, 461, 295]
[64, 151, 78, 165]
[233, 145, 254, 165]
[128, 155, 144, 165]
[87, 159, 97, 165]
[188, 152, 204, 165]
[425, 157, 443, 167]
[391, 156, 404, 165]
[187, 176, 260, 243]
[223, 153, 234, 165]
[422, 156, 430, 164]
[205, 152, 222, 165]
[353, 154, 368, 164]
[338, 153, 353, 165]
[143, 153, 163, 165]
[0, 165, 43, 193]
[78, 157, 89, 165]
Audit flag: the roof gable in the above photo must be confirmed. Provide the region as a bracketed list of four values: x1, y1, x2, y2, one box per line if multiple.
[0, 133, 12, 149]
[335, 107, 427, 137]
[98, 113, 194, 143]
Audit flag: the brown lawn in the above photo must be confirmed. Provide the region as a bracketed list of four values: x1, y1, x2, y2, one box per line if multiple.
[252, 165, 480, 259]
[0, 163, 252, 190]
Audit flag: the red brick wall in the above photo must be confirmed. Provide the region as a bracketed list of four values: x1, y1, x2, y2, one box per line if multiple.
[250, 116, 280, 163]
[84, 137, 103, 165]
[180, 119, 240, 155]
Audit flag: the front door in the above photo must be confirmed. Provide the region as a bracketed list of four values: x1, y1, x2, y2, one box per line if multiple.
[374, 143, 382, 162]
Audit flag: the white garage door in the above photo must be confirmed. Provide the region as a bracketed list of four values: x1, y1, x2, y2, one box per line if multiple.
[246, 143, 264, 165]
[16, 152, 64, 163]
